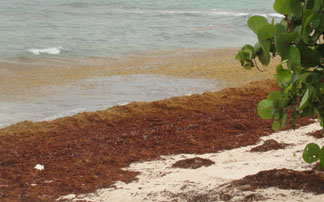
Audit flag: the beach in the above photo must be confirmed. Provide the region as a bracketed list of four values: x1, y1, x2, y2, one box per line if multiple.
[2, 0, 324, 201]
[0, 48, 279, 128]
[1, 48, 323, 201]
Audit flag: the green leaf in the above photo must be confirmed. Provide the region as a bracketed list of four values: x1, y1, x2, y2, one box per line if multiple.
[292, 111, 297, 129]
[299, 46, 322, 67]
[294, 25, 302, 43]
[299, 87, 313, 110]
[248, 16, 269, 34]
[287, 45, 301, 69]
[303, 143, 321, 164]
[272, 120, 281, 131]
[302, 10, 314, 43]
[235, 52, 242, 61]
[289, 0, 303, 17]
[259, 39, 271, 53]
[257, 47, 271, 66]
[276, 64, 292, 83]
[276, 32, 298, 60]
[299, 72, 313, 85]
[281, 113, 288, 128]
[275, 23, 287, 41]
[243, 60, 253, 70]
[320, 147, 324, 166]
[257, 24, 276, 40]
[313, 0, 323, 11]
[267, 91, 282, 102]
[316, 44, 324, 57]
[257, 99, 274, 119]
[319, 147, 324, 167]
[274, 0, 291, 15]
[306, 0, 315, 9]
[242, 44, 255, 60]
[279, 97, 290, 108]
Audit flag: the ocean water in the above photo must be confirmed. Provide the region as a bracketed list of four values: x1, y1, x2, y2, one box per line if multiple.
[0, 0, 278, 59]
[0, 75, 221, 128]
[0, 0, 279, 127]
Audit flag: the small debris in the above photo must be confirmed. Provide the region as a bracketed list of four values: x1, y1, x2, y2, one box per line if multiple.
[34, 164, 44, 171]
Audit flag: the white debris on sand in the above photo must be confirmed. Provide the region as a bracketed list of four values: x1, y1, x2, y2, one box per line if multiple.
[34, 164, 45, 171]
[59, 122, 324, 202]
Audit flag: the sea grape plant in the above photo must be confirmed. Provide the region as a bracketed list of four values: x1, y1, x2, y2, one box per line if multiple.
[236, 0, 324, 169]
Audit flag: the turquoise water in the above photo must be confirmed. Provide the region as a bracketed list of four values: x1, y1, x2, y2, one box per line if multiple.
[0, 0, 277, 59]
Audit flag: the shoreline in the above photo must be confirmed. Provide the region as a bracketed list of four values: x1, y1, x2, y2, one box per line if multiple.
[0, 48, 278, 101]
[0, 79, 314, 202]
[0, 47, 279, 131]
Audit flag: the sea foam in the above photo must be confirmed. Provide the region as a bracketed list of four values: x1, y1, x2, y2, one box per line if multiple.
[28, 47, 63, 55]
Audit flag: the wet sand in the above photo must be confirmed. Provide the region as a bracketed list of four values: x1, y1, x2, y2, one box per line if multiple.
[0, 48, 278, 100]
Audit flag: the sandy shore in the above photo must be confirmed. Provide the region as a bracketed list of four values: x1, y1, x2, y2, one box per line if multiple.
[59, 122, 324, 202]
[1, 48, 278, 100]
[0, 78, 316, 202]
[1, 48, 322, 202]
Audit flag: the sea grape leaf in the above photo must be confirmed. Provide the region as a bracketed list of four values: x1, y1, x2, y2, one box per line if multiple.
[236, 45, 257, 70]
[235, 52, 242, 61]
[257, 99, 274, 119]
[276, 32, 298, 60]
[299, 87, 313, 110]
[248, 16, 269, 34]
[287, 45, 301, 69]
[279, 97, 289, 108]
[257, 24, 276, 40]
[274, 0, 291, 14]
[267, 91, 282, 102]
[320, 147, 324, 167]
[313, 0, 323, 11]
[257, 47, 271, 66]
[299, 72, 314, 85]
[299, 46, 322, 67]
[302, 10, 314, 43]
[242, 44, 255, 60]
[276, 64, 292, 83]
[272, 120, 281, 131]
[294, 25, 302, 43]
[275, 23, 287, 41]
[281, 113, 288, 128]
[289, 0, 303, 17]
[306, 0, 315, 9]
[316, 44, 324, 57]
[259, 39, 271, 53]
[312, 15, 323, 29]
[303, 143, 321, 164]
[243, 60, 253, 70]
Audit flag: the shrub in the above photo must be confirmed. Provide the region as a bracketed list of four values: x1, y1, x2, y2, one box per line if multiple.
[236, 0, 324, 169]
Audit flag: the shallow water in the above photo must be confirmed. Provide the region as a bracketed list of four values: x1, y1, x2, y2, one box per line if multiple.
[0, 74, 221, 128]
[0, 0, 279, 127]
[0, 0, 277, 59]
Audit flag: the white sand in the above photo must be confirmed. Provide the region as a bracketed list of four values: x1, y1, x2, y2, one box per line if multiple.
[59, 122, 324, 202]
